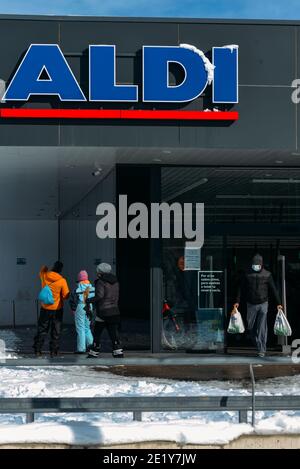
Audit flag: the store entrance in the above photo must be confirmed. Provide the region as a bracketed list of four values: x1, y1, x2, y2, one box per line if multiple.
[161, 166, 300, 353]
[225, 235, 300, 351]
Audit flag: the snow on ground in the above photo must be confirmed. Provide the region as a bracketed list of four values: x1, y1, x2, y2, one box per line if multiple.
[0, 365, 299, 445]
[0, 330, 19, 359]
[0, 330, 300, 445]
[0, 420, 253, 446]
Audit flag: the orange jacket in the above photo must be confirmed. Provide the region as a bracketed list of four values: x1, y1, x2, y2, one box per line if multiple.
[40, 266, 70, 311]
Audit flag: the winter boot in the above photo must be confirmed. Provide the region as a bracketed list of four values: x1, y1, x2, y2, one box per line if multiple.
[112, 348, 124, 358]
[88, 345, 100, 358]
[33, 345, 42, 358]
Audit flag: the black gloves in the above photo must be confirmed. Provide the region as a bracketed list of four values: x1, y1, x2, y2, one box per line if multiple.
[84, 303, 93, 320]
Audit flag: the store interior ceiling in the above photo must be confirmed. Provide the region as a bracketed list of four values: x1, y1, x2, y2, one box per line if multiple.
[162, 166, 300, 224]
[1, 145, 300, 219]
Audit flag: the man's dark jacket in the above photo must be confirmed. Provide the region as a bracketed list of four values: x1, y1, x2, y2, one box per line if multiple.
[88, 273, 120, 318]
[236, 268, 281, 305]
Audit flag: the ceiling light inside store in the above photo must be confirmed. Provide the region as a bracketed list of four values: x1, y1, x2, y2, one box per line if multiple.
[252, 178, 300, 184]
[165, 178, 208, 201]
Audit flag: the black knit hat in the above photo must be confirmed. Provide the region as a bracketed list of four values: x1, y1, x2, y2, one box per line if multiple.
[52, 261, 63, 273]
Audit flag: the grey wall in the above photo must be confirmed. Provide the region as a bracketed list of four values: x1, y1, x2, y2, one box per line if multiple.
[60, 168, 116, 324]
[0, 16, 298, 152]
[0, 220, 57, 326]
[0, 168, 115, 327]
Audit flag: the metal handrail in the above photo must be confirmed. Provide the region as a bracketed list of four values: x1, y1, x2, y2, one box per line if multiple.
[0, 395, 300, 425]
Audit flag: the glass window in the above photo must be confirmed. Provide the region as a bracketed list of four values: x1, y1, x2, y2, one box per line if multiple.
[161, 167, 300, 352]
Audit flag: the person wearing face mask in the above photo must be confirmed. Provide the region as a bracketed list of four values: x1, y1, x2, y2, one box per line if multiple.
[233, 254, 283, 357]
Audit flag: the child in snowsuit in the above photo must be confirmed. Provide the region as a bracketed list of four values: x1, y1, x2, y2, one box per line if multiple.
[69, 270, 95, 354]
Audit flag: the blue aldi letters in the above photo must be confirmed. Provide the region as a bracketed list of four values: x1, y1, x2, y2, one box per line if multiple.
[4, 44, 238, 104]
[89, 45, 138, 102]
[4, 44, 86, 101]
[142, 46, 208, 103]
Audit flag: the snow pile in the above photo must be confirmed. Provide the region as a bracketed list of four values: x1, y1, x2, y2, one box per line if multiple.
[0, 421, 252, 446]
[256, 414, 300, 435]
[0, 330, 19, 360]
[179, 43, 215, 84]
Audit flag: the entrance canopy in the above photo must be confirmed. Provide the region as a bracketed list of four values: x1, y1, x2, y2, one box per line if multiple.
[2, 145, 299, 220]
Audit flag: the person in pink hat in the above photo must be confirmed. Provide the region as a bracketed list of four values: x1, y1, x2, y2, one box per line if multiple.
[69, 270, 95, 354]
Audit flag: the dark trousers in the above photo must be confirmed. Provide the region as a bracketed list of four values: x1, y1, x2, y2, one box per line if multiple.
[247, 302, 268, 353]
[93, 316, 121, 351]
[33, 307, 63, 353]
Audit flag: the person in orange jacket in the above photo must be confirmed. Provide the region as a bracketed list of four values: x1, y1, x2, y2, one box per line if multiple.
[33, 261, 70, 357]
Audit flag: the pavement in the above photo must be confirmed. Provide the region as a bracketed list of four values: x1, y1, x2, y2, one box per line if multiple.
[1, 326, 299, 380]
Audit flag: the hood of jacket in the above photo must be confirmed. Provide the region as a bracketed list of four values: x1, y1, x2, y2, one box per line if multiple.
[97, 273, 118, 285]
[43, 271, 64, 284]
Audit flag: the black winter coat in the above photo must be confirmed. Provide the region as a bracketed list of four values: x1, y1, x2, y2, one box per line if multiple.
[88, 273, 120, 318]
[236, 268, 281, 305]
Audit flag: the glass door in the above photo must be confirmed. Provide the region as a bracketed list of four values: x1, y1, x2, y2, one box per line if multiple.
[160, 166, 300, 353]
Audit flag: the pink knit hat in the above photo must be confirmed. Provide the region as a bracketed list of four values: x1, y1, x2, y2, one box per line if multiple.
[77, 270, 88, 282]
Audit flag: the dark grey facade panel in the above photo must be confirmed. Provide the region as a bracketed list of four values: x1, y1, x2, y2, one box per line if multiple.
[59, 121, 139, 146]
[296, 27, 300, 153]
[179, 23, 296, 86]
[179, 87, 296, 150]
[59, 121, 180, 147]
[37, 87, 297, 149]
[0, 20, 59, 82]
[59, 21, 179, 52]
[0, 122, 59, 146]
[297, 102, 300, 152]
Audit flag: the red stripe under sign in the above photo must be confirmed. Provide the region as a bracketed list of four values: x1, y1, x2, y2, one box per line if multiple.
[0, 108, 239, 121]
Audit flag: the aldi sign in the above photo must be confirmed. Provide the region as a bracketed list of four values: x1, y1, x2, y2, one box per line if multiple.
[1, 43, 239, 121]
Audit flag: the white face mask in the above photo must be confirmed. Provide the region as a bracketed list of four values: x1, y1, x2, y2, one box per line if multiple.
[252, 264, 262, 272]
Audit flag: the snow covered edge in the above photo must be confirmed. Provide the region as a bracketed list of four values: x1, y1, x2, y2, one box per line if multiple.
[0, 421, 253, 446]
[179, 43, 214, 84]
[179, 43, 239, 85]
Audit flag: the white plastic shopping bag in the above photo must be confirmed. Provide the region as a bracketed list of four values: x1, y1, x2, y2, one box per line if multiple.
[227, 308, 245, 334]
[274, 308, 292, 336]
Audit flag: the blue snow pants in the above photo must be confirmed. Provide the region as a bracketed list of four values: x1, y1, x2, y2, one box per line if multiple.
[74, 304, 93, 352]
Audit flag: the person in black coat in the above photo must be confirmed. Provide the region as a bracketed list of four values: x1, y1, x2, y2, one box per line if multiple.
[86, 263, 123, 358]
[233, 254, 282, 357]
